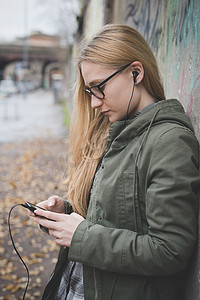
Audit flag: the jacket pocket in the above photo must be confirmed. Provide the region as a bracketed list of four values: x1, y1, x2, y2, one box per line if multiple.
[110, 273, 145, 300]
[118, 169, 143, 233]
[143, 276, 177, 300]
[116, 171, 135, 231]
[124, 171, 137, 230]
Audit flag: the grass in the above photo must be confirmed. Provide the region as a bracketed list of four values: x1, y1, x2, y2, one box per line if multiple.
[62, 99, 71, 128]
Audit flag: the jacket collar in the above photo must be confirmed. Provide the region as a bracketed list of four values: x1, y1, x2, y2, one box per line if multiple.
[107, 99, 193, 146]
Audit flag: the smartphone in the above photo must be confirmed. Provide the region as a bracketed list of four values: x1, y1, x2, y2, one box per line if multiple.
[25, 201, 54, 234]
[25, 201, 46, 213]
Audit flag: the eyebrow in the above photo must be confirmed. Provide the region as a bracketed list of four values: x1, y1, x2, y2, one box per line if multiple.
[87, 78, 105, 87]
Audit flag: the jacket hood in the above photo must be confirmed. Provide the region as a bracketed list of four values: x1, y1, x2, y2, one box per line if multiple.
[108, 99, 194, 145]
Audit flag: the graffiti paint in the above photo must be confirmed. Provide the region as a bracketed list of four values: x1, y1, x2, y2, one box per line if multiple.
[123, 0, 200, 139]
[167, 0, 200, 90]
[115, 1, 200, 299]
[125, 0, 163, 47]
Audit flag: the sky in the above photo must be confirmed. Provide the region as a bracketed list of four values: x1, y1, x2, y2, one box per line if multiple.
[0, 0, 58, 42]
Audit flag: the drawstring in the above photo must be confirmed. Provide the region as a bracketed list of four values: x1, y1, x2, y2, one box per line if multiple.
[108, 109, 161, 299]
[108, 274, 117, 300]
[135, 109, 161, 165]
[133, 109, 161, 231]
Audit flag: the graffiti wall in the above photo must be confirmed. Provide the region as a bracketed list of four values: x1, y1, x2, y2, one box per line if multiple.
[112, 0, 200, 142]
[111, 0, 200, 299]
[66, 0, 200, 298]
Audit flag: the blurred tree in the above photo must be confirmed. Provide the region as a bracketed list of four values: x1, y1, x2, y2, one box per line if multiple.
[36, 0, 81, 46]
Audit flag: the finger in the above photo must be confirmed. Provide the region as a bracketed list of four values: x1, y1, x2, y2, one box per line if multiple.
[55, 238, 67, 247]
[34, 215, 58, 230]
[34, 208, 64, 222]
[28, 210, 35, 217]
[55, 236, 71, 247]
[36, 196, 59, 210]
[35, 200, 49, 210]
[37, 196, 63, 212]
[47, 196, 65, 213]
[49, 229, 55, 237]
[47, 196, 60, 207]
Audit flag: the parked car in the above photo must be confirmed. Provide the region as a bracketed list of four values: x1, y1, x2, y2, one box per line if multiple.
[0, 80, 18, 97]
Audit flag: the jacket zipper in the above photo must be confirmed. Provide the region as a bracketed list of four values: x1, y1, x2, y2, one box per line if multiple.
[93, 268, 99, 300]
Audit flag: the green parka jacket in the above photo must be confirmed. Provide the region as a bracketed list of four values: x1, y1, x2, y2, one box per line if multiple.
[42, 99, 200, 300]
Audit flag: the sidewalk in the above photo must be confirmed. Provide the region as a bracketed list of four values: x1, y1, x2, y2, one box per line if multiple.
[0, 89, 67, 143]
[0, 90, 69, 299]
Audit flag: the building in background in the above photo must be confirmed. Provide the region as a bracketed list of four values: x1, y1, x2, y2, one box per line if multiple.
[0, 31, 67, 97]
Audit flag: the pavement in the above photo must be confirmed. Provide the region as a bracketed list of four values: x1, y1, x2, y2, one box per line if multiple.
[0, 89, 69, 299]
[0, 89, 67, 143]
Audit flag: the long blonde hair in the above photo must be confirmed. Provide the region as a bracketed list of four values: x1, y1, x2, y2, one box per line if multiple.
[67, 24, 165, 217]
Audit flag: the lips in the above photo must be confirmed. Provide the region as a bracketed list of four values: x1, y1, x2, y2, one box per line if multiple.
[102, 110, 110, 115]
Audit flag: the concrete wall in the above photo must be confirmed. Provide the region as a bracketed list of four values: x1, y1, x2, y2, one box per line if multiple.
[76, 0, 200, 298]
[110, 1, 200, 298]
[111, 0, 200, 141]
[83, 0, 105, 39]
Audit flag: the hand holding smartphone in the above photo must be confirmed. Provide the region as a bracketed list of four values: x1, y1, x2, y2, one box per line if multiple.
[25, 201, 55, 234]
[25, 201, 46, 213]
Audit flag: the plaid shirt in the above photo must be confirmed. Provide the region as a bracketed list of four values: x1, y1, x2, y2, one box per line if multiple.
[55, 164, 103, 300]
[55, 261, 84, 299]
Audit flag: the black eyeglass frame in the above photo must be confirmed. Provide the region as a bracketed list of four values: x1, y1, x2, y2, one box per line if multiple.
[84, 62, 132, 99]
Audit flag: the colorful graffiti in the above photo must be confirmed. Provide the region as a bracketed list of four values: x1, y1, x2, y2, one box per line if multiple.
[124, 0, 200, 138]
[125, 0, 161, 41]
[166, 0, 200, 99]
[125, 0, 163, 49]
[121, 1, 200, 298]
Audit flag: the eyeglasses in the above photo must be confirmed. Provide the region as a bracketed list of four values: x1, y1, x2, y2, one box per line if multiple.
[84, 62, 131, 99]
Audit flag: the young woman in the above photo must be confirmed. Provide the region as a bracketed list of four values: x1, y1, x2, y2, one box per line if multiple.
[29, 24, 200, 299]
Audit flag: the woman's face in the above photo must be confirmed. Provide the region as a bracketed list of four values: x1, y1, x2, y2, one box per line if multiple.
[81, 61, 139, 123]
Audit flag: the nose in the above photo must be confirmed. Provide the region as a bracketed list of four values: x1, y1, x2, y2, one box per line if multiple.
[91, 95, 103, 109]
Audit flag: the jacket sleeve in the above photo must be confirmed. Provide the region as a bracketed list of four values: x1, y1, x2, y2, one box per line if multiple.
[64, 199, 73, 214]
[68, 127, 200, 276]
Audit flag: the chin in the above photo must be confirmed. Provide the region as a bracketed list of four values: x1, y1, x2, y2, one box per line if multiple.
[109, 116, 124, 123]
[108, 116, 116, 123]
[107, 112, 127, 123]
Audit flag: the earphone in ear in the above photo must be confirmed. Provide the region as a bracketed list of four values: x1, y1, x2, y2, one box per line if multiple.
[125, 70, 138, 124]
[132, 71, 139, 82]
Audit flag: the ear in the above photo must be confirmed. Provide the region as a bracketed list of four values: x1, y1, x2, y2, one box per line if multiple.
[130, 61, 144, 84]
